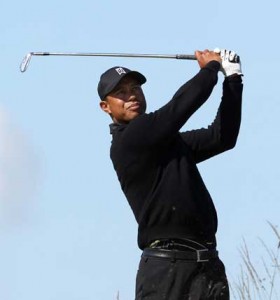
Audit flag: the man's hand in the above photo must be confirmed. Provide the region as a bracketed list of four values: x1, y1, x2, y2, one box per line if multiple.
[214, 48, 243, 77]
[195, 49, 221, 69]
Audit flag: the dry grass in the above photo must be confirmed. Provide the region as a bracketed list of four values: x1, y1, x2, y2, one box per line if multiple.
[230, 222, 280, 300]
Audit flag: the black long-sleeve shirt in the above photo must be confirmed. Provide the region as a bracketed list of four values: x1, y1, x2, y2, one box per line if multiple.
[109, 61, 243, 250]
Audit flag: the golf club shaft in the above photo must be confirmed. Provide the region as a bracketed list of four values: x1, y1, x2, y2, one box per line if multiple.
[20, 52, 197, 72]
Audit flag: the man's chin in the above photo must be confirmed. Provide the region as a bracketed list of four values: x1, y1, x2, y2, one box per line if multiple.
[126, 111, 144, 121]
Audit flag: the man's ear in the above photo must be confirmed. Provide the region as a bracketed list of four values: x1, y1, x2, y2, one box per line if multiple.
[99, 100, 111, 114]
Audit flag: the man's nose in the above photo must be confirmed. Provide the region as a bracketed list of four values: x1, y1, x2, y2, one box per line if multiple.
[128, 93, 137, 101]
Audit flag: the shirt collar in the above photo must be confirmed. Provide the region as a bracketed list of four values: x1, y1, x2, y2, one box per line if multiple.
[109, 123, 127, 134]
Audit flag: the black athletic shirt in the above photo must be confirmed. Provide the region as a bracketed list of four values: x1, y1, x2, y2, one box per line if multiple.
[109, 61, 243, 250]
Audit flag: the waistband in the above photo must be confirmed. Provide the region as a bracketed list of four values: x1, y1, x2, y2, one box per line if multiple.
[142, 248, 218, 262]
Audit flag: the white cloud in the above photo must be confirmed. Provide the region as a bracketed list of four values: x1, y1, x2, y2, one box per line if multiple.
[0, 105, 42, 228]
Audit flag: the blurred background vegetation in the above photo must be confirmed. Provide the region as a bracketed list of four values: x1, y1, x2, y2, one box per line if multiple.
[230, 222, 280, 300]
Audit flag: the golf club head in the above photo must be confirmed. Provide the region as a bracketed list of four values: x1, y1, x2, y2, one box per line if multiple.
[20, 53, 32, 72]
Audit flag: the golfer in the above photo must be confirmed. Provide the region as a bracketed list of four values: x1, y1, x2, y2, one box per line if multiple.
[98, 49, 243, 299]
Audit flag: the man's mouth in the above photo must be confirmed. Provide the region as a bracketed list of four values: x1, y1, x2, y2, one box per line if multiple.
[127, 102, 141, 111]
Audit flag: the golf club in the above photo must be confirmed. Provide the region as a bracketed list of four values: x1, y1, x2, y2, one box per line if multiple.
[20, 52, 197, 72]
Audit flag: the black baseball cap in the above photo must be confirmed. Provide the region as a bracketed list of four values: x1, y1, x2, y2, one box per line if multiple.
[97, 66, 146, 100]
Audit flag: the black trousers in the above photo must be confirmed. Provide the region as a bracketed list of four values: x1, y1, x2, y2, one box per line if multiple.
[135, 252, 229, 300]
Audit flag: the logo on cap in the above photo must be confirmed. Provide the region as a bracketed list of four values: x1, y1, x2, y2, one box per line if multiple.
[115, 67, 127, 75]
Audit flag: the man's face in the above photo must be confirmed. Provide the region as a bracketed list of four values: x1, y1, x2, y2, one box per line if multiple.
[100, 76, 146, 124]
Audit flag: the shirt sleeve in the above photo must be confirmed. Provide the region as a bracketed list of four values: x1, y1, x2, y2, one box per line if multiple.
[120, 61, 221, 150]
[179, 75, 243, 163]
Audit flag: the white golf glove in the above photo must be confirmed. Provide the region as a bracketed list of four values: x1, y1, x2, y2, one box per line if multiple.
[214, 48, 243, 77]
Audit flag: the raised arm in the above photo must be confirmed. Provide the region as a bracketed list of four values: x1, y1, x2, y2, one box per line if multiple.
[121, 50, 222, 149]
[180, 75, 243, 163]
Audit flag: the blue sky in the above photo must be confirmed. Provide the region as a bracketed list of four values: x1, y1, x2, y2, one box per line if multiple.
[1, 1, 280, 299]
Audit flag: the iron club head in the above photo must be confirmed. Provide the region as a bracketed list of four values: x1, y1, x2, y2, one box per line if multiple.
[20, 53, 32, 72]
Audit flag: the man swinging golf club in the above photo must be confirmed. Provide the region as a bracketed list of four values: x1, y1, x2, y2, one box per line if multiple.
[98, 48, 243, 299]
